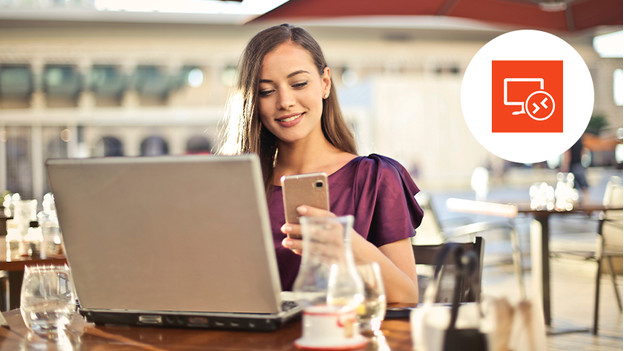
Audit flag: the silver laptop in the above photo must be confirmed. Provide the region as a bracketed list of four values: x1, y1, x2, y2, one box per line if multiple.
[46, 154, 301, 331]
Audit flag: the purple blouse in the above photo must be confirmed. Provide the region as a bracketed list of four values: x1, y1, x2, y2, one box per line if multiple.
[268, 154, 424, 291]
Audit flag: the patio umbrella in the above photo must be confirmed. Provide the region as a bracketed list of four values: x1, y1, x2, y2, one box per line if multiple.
[248, 0, 622, 33]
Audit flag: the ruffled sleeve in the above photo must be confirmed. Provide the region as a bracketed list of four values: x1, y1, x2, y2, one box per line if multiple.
[351, 154, 424, 247]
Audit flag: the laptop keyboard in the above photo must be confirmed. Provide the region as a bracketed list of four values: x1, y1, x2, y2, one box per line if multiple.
[281, 300, 300, 312]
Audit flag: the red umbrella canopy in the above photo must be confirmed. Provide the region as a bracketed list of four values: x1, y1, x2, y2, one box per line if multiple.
[249, 0, 622, 33]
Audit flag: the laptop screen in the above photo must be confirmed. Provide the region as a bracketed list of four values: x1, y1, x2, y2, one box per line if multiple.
[46, 154, 283, 315]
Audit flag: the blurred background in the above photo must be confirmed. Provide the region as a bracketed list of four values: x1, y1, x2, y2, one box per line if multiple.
[1, 2, 623, 346]
[0, 0, 621, 202]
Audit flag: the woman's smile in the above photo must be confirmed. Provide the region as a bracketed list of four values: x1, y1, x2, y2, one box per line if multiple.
[276, 112, 305, 127]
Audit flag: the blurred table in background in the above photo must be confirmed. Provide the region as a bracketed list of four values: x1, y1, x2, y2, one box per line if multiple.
[0, 238, 66, 310]
[516, 202, 622, 330]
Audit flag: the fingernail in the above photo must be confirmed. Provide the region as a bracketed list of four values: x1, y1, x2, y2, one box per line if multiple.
[282, 238, 292, 248]
[282, 224, 292, 233]
[297, 206, 307, 214]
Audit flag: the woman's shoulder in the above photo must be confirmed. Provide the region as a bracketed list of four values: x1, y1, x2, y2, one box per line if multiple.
[351, 154, 412, 177]
[330, 153, 417, 189]
[338, 154, 415, 191]
[351, 154, 423, 229]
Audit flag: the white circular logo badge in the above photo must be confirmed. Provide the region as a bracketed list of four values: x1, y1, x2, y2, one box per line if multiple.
[461, 30, 594, 164]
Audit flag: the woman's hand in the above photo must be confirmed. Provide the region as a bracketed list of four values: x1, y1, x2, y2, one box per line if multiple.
[280, 204, 379, 263]
[280, 205, 419, 303]
[281, 205, 334, 255]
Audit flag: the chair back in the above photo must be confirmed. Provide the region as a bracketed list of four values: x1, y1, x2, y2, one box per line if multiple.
[601, 176, 623, 252]
[603, 176, 623, 207]
[413, 236, 484, 303]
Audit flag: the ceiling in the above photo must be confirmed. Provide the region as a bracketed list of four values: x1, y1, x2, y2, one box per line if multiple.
[249, 0, 622, 35]
[0, 0, 620, 44]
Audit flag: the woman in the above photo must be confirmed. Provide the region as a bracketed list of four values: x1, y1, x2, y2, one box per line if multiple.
[219, 24, 423, 303]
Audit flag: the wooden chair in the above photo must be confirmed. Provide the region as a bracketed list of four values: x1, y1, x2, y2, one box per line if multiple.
[413, 236, 484, 303]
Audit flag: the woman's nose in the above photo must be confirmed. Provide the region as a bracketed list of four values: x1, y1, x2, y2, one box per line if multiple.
[276, 89, 295, 110]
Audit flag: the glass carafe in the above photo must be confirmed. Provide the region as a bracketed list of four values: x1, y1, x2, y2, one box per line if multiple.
[293, 215, 364, 310]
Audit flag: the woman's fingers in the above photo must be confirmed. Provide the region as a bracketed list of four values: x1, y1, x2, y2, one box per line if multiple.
[281, 236, 302, 255]
[296, 205, 336, 218]
[281, 223, 302, 238]
[281, 206, 337, 255]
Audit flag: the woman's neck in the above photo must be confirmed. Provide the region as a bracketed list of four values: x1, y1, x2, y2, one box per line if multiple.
[272, 137, 355, 185]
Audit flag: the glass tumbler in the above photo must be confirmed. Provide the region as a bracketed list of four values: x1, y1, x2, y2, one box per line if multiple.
[20, 265, 76, 337]
[356, 262, 387, 335]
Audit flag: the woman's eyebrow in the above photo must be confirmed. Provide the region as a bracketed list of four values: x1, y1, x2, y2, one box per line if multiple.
[287, 70, 310, 78]
[259, 70, 310, 84]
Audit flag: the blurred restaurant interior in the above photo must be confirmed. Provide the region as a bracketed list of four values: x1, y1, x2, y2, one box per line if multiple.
[0, 0, 621, 201]
[0, 0, 622, 349]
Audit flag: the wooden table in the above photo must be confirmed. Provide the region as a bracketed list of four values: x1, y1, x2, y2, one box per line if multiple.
[516, 203, 622, 331]
[0, 309, 415, 350]
[0, 239, 67, 310]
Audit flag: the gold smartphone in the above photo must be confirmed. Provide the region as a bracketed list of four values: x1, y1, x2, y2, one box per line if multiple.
[281, 172, 330, 224]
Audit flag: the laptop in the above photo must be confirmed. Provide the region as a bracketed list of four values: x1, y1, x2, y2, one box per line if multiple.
[45, 154, 301, 331]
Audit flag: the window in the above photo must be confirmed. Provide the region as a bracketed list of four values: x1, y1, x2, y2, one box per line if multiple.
[186, 135, 212, 154]
[90, 65, 127, 100]
[140, 135, 169, 156]
[132, 65, 171, 100]
[44, 65, 82, 99]
[0, 64, 33, 98]
[5, 128, 33, 198]
[93, 136, 124, 157]
[177, 66, 204, 89]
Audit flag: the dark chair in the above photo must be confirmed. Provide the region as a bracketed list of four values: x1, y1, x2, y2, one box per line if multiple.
[445, 199, 526, 299]
[414, 195, 524, 300]
[413, 236, 484, 303]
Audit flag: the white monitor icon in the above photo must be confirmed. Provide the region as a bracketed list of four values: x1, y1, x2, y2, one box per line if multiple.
[503, 78, 544, 115]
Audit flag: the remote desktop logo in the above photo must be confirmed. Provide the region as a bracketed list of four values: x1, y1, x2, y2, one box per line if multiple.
[461, 30, 593, 164]
[492, 60, 563, 133]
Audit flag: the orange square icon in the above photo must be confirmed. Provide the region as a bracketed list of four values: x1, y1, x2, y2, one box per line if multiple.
[492, 60, 563, 133]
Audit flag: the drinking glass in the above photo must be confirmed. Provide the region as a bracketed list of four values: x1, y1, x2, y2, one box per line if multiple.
[20, 265, 76, 338]
[13, 199, 38, 224]
[356, 262, 387, 335]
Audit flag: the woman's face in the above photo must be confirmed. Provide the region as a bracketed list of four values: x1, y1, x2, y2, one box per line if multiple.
[258, 41, 331, 145]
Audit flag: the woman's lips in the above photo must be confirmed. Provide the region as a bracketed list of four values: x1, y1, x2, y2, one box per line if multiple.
[276, 113, 304, 127]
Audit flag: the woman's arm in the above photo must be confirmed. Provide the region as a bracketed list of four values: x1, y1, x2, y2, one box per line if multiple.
[281, 205, 419, 303]
[355, 236, 419, 303]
